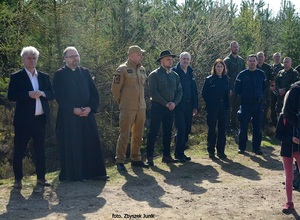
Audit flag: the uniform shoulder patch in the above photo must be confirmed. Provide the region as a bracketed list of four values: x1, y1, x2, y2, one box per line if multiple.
[114, 74, 120, 84]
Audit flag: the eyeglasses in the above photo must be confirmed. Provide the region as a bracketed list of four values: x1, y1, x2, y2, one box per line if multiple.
[66, 54, 80, 59]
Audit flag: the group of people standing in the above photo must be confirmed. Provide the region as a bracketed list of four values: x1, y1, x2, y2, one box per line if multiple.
[112, 48, 198, 170]
[7, 41, 300, 216]
[8, 46, 109, 189]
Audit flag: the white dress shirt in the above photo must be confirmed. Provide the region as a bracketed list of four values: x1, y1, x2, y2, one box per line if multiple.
[25, 68, 44, 116]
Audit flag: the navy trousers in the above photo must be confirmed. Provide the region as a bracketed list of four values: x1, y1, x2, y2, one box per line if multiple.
[206, 102, 228, 154]
[174, 102, 193, 158]
[237, 102, 263, 151]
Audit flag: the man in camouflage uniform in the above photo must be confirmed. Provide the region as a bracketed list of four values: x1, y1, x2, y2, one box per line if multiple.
[224, 41, 245, 132]
[275, 57, 299, 117]
[112, 45, 148, 171]
[270, 52, 284, 126]
[256, 51, 273, 127]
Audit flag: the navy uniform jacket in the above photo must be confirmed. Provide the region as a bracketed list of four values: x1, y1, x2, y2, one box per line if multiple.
[8, 69, 54, 126]
[172, 63, 198, 110]
[202, 74, 230, 110]
[234, 68, 266, 102]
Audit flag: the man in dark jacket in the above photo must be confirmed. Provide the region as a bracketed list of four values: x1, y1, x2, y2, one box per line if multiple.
[146, 50, 183, 166]
[275, 57, 299, 116]
[270, 52, 284, 126]
[8, 46, 54, 188]
[172, 52, 198, 162]
[235, 54, 266, 155]
[256, 51, 273, 127]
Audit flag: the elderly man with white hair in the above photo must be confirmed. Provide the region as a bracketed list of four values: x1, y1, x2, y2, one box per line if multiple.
[8, 46, 54, 188]
[172, 52, 198, 162]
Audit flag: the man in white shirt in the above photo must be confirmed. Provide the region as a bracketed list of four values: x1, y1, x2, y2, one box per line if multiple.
[8, 46, 54, 188]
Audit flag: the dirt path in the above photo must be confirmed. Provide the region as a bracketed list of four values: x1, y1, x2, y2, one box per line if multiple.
[0, 144, 299, 220]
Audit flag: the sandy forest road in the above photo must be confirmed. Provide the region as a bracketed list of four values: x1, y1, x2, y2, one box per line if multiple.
[0, 144, 300, 220]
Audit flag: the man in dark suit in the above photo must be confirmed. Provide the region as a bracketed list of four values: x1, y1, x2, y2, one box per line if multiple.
[8, 46, 54, 188]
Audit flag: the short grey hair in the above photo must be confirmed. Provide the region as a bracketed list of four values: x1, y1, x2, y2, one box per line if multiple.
[63, 46, 78, 57]
[179, 51, 191, 59]
[20, 46, 39, 59]
[257, 51, 264, 56]
[273, 52, 281, 57]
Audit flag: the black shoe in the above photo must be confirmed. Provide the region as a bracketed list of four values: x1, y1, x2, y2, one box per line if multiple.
[183, 155, 191, 161]
[131, 160, 149, 168]
[238, 149, 245, 154]
[116, 163, 127, 171]
[37, 179, 51, 187]
[209, 153, 215, 159]
[13, 180, 22, 189]
[175, 157, 187, 163]
[162, 156, 177, 163]
[252, 150, 263, 155]
[146, 161, 154, 166]
[217, 153, 227, 159]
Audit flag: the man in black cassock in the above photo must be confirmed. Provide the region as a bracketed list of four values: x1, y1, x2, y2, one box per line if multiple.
[53, 46, 109, 181]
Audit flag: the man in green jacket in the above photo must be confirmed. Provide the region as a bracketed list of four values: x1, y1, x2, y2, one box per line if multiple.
[224, 41, 245, 132]
[146, 50, 183, 166]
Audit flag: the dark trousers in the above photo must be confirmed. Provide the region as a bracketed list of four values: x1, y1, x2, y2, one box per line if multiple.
[206, 103, 228, 154]
[228, 92, 239, 130]
[237, 103, 263, 151]
[270, 92, 277, 125]
[13, 114, 46, 180]
[174, 102, 193, 158]
[147, 102, 174, 158]
[262, 91, 270, 127]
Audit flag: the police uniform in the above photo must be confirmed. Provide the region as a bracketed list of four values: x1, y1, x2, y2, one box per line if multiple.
[224, 54, 245, 130]
[235, 68, 266, 154]
[275, 68, 299, 115]
[172, 62, 198, 161]
[202, 74, 230, 158]
[112, 57, 147, 164]
[257, 62, 273, 126]
[270, 63, 284, 125]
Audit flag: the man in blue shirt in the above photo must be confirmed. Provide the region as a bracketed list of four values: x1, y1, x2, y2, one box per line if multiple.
[235, 54, 267, 155]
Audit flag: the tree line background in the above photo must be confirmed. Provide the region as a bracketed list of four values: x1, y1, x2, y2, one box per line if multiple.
[0, 0, 300, 178]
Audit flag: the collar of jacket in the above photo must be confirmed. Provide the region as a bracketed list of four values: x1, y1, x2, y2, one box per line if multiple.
[174, 62, 193, 74]
[127, 59, 142, 69]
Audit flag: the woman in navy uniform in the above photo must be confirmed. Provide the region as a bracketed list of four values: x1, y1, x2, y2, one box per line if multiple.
[202, 59, 230, 159]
